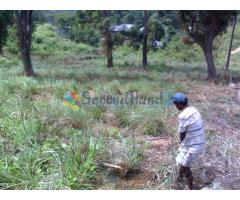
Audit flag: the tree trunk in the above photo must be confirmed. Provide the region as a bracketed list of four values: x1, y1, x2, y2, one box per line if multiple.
[142, 11, 149, 68]
[102, 11, 113, 68]
[201, 35, 218, 79]
[17, 11, 34, 76]
[105, 30, 113, 68]
[0, 45, 3, 55]
[226, 14, 237, 71]
[203, 46, 218, 79]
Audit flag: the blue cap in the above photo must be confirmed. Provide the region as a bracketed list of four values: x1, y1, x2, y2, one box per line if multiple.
[171, 92, 188, 104]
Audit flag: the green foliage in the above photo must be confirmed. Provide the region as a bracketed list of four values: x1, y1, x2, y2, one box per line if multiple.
[179, 11, 237, 40]
[6, 22, 95, 57]
[0, 141, 56, 189]
[32, 11, 48, 25]
[0, 11, 14, 52]
[164, 35, 204, 62]
[127, 26, 142, 50]
[120, 11, 143, 25]
[110, 11, 177, 51]
[179, 11, 237, 77]
[71, 25, 101, 46]
[73, 11, 104, 46]
[148, 12, 165, 42]
[5, 25, 18, 55]
[32, 24, 95, 56]
[1, 11, 240, 190]
[179, 11, 236, 56]
[112, 33, 125, 46]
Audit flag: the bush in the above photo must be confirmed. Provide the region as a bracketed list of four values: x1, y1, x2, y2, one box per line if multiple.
[163, 35, 204, 63]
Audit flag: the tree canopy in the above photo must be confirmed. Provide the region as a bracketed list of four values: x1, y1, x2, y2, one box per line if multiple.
[0, 11, 14, 54]
[179, 10, 237, 78]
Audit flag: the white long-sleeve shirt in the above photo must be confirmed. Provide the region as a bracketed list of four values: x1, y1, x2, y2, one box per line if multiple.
[178, 106, 205, 153]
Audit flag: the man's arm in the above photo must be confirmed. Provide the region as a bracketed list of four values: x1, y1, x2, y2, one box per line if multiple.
[180, 131, 186, 143]
[178, 118, 187, 144]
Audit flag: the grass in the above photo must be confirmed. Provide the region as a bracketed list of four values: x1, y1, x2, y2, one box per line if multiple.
[0, 51, 178, 188]
[0, 22, 240, 189]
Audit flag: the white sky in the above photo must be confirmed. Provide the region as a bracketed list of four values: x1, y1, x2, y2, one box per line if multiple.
[1, 0, 240, 10]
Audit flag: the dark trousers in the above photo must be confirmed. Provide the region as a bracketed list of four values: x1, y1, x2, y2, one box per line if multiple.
[177, 165, 194, 190]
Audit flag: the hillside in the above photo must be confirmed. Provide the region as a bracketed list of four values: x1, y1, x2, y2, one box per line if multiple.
[0, 21, 240, 190]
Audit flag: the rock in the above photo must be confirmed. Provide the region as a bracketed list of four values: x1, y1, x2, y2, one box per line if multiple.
[231, 47, 240, 55]
[202, 162, 212, 168]
[102, 162, 127, 177]
[102, 162, 123, 170]
[201, 181, 224, 190]
[229, 83, 235, 88]
[61, 143, 68, 149]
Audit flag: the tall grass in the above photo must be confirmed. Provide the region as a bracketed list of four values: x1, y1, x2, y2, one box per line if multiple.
[1, 21, 239, 190]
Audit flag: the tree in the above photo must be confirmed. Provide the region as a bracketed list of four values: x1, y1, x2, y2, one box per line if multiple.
[32, 11, 48, 25]
[142, 11, 149, 68]
[226, 14, 237, 71]
[179, 11, 236, 79]
[101, 11, 113, 68]
[76, 11, 114, 68]
[16, 11, 34, 76]
[148, 12, 165, 49]
[54, 12, 76, 39]
[142, 11, 167, 68]
[0, 11, 14, 55]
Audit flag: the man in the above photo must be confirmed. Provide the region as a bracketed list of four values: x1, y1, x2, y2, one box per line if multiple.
[172, 92, 205, 190]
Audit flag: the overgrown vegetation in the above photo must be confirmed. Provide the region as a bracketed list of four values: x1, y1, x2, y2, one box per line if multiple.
[0, 11, 240, 190]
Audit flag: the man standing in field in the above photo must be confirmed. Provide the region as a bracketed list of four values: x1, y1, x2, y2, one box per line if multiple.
[172, 93, 206, 190]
